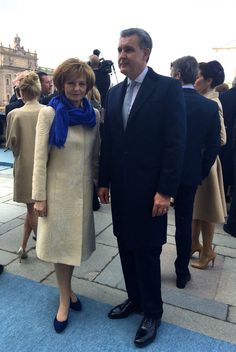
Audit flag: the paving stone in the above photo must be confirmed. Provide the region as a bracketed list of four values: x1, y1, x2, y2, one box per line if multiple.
[96, 226, 118, 247]
[0, 249, 17, 265]
[163, 304, 236, 345]
[228, 306, 236, 324]
[44, 273, 127, 308]
[0, 217, 24, 235]
[0, 224, 36, 252]
[95, 254, 124, 288]
[161, 243, 224, 300]
[216, 271, 236, 306]
[0, 187, 12, 198]
[73, 243, 118, 280]
[94, 208, 112, 235]
[162, 286, 228, 320]
[0, 202, 26, 222]
[213, 233, 236, 249]
[215, 246, 236, 258]
[5, 248, 54, 282]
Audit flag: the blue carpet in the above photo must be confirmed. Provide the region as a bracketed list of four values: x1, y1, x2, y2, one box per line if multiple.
[0, 148, 13, 167]
[0, 273, 235, 352]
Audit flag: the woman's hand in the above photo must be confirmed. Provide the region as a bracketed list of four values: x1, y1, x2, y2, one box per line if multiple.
[34, 201, 47, 217]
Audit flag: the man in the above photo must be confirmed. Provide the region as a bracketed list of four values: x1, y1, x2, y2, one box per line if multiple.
[220, 85, 236, 237]
[89, 54, 110, 108]
[0, 264, 4, 275]
[98, 28, 186, 348]
[170, 56, 221, 288]
[219, 82, 236, 200]
[37, 71, 53, 103]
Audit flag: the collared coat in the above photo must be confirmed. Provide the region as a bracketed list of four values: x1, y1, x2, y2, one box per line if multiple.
[99, 67, 186, 249]
[32, 106, 100, 266]
[193, 90, 227, 223]
[6, 100, 44, 203]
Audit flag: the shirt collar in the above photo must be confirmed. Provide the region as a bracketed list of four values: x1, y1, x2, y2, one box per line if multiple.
[127, 66, 148, 85]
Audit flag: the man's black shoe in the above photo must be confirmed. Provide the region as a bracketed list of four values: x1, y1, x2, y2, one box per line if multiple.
[134, 316, 161, 348]
[0, 264, 4, 275]
[108, 299, 139, 319]
[223, 224, 236, 238]
[176, 273, 191, 289]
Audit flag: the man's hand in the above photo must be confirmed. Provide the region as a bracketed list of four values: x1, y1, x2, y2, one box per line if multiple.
[34, 201, 47, 217]
[98, 187, 110, 204]
[152, 192, 171, 217]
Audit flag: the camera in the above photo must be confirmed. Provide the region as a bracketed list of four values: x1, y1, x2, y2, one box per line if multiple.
[99, 59, 114, 74]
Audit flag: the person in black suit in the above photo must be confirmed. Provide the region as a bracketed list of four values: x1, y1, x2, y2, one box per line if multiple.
[89, 54, 110, 108]
[219, 85, 236, 200]
[221, 86, 236, 237]
[98, 28, 186, 348]
[170, 56, 221, 288]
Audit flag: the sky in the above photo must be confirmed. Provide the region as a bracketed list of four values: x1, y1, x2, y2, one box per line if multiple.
[0, 0, 235, 85]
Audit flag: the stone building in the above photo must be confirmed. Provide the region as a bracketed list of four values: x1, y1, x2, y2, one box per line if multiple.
[0, 34, 53, 109]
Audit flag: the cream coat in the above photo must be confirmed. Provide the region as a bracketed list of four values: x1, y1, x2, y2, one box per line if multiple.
[193, 90, 227, 223]
[6, 100, 44, 203]
[32, 106, 100, 266]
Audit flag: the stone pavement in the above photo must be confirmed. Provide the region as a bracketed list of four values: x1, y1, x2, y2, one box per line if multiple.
[0, 163, 236, 345]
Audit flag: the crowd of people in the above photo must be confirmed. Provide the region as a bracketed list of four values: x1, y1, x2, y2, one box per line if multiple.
[1, 27, 236, 348]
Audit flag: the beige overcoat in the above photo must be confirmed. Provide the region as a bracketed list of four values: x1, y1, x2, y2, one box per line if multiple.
[192, 90, 227, 223]
[32, 106, 100, 266]
[6, 100, 44, 203]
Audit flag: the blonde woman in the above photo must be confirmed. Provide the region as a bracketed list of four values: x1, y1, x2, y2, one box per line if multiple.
[6, 71, 44, 261]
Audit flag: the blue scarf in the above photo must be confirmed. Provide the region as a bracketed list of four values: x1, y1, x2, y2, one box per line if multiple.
[48, 94, 96, 148]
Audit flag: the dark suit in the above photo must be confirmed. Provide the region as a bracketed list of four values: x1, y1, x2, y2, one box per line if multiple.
[220, 87, 236, 232]
[174, 88, 220, 278]
[99, 67, 186, 318]
[5, 99, 24, 116]
[219, 87, 236, 194]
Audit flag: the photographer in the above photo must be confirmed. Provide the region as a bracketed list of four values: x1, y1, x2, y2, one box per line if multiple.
[89, 54, 111, 108]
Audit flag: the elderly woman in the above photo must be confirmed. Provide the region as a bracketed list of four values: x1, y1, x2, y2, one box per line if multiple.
[32, 58, 100, 333]
[6, 71, 43, 262]
[191, 61, 227, 269]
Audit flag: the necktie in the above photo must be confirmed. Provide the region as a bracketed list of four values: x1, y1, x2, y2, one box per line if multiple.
[122, 81, 136, 129]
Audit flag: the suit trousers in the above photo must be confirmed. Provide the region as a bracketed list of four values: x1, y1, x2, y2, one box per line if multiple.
[174, 184, 197, 277]
[226, 150, 236, 230]
[117, 236, 163, 319]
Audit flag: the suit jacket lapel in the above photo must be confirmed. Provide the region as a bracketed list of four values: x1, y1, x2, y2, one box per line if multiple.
[126, 68, 157, 128]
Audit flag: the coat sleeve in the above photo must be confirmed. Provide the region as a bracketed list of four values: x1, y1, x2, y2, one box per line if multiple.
[32, 107, 54, 201]
[201, 105, 221, 180]
[157, 79, 186, 197]
[6, 112, 20, 157]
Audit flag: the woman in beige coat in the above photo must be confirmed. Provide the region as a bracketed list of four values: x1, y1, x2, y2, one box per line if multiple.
[32, 58, 100, 333]
[191, 61, 227, 269]
[6, 71, 43, 261]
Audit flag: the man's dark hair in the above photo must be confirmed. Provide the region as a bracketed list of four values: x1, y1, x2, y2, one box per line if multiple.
[36, 71, 48, 83]
[93, 49, 101, 57]
[120, 28, 153, 51]
[171, 56, 199, 84]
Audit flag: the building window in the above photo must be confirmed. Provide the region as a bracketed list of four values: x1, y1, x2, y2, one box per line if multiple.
[6, 78, 9, 85]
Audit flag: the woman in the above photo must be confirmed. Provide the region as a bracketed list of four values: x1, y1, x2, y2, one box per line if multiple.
[6, 71, 43, 262]
[32, 58, 100, 333]
[191, 61, 227, 269]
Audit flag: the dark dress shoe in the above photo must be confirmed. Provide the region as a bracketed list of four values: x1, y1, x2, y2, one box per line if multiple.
[176, 273, 191, 289]
[53, 316, 68, 333]
[0, 264, 4, 275]
[108, 299, 138, 319]
[70, 296, 82, 311]
[134, 316, 161, 348]
[223, 224, 236, 238]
